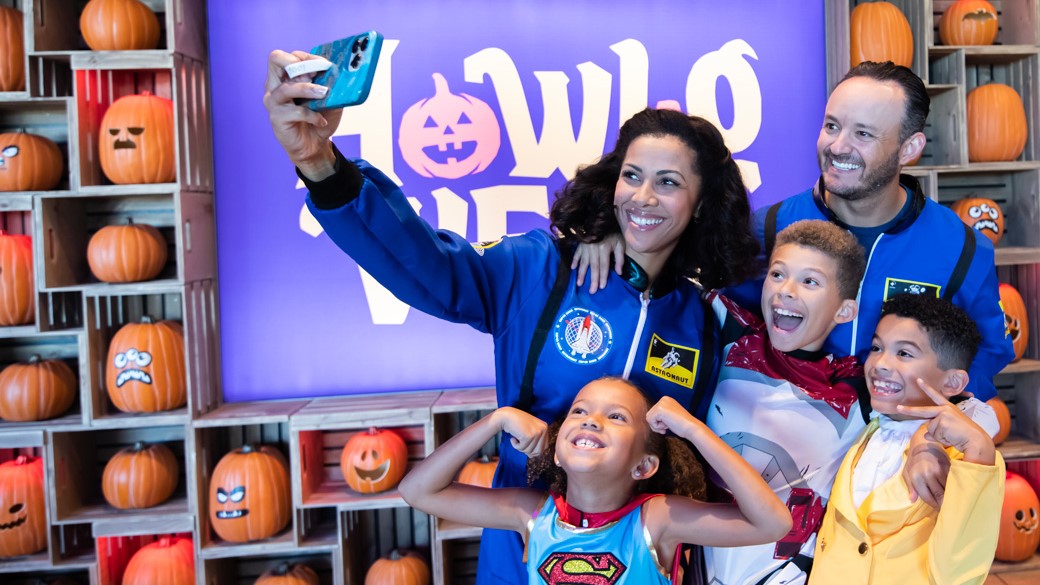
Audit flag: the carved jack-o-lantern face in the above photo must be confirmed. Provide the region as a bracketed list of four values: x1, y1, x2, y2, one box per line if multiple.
[213, 485, 246, 519]
[997, 472, 1040, 562]
[1013, 506, 1039, 533]
[0, 455, 46, 558]
[340, 427, 407, 494]
[109, 125, 145, 150]
[398, 73, 501, 179]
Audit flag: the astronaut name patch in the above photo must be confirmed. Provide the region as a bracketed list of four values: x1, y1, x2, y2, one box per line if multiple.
[645, 334, 698, 389]
[554, 308, 613, 365]
[883, 277, 940, 300]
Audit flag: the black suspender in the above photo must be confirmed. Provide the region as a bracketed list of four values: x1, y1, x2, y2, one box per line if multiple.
[763, 201, 782, 259]
[516, 243, 573, 413]
[944, 223, 976, 301]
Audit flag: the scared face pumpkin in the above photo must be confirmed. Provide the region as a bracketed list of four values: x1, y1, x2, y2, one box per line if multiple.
[952, 197, 1004, 245]
[0, 456, 47, 558]
[339, 427, 407, 494]
[398, 73, 501, 179]
[105, 317, 185, 413]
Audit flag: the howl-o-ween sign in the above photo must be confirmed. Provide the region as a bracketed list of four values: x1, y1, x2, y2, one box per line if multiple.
[398, 73, 501, 179]
[99, 92, 175, 184]
[952, 196, 1004, 245]
[340, 427, 407, 494]
[209, 444, 291, 543]
[105, 317, 186, 413]
[0, 455, 46, 558]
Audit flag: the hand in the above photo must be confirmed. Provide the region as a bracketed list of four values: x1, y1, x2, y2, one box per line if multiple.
[572, 234, 625, 294]
[646, 396, 698, 436]
[262, 50, 343, 178]
[494, 407, 549, 457]
[901, 441, 950, 508]
[897, 378, 990, 454]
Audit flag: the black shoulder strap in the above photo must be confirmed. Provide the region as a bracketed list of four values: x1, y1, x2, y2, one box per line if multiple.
[516, 243, 573, 413]
[687, 294, 717, 418]
[763, 201, 783, 258]
[943, 223, 976, 301]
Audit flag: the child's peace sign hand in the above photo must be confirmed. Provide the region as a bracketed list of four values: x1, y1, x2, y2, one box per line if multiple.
[896, 378, 988, 453]
[494, 407, 549, 457]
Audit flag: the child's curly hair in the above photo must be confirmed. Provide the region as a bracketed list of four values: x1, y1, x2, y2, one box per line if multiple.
[526, 378, 707, 500]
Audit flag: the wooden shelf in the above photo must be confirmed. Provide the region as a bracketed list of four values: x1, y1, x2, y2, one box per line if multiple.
[997, 436, 1040, 461]
[991, 551, 1040, 575]
[436, 518, 483, 541]
[55, 497, 191, 526]
[996, 248, 1040, 266]
[197, 528, 297, 560]
[1000, 359, 1040, 375]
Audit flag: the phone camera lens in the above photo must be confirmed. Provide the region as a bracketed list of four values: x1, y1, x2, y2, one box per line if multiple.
[350, 53, 362, 70]
[358, 36, 369, 51]
[352, 38, 362, 53]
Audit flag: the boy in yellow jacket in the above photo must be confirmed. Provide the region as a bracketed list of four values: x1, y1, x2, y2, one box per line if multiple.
[810, 293, 1005, 584]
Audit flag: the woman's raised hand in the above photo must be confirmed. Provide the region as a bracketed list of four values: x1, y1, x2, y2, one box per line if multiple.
[262, 49, 342, 179]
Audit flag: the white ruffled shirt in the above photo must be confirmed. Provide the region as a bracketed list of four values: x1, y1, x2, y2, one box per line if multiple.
[851, 415, 926, 508]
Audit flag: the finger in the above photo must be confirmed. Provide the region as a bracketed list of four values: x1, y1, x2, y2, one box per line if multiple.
[896, 403, 944, 419]
[596, 247, 610, 292]
[612, 239, 625, 276]
[915, 377, 948, 406]
[574, 256, 588, 287]
[267, 49, 301, 91]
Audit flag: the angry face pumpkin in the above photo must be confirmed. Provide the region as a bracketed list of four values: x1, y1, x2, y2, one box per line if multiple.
[209, 445, 291, 543]
[0, 455, 47, 558]
[339, 427, 407, 494]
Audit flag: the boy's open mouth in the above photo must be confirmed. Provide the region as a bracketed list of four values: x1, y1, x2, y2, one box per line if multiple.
[772, 307, 804, 332]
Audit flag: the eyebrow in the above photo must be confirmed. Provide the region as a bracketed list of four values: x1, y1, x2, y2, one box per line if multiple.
[623, 163, 685, 178]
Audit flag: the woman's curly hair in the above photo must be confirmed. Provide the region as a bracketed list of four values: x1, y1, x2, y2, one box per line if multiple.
[526, 378, 707, 500]
[549, 108, 759, 289]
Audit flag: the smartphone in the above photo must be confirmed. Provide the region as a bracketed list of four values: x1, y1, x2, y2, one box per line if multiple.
[306, 31, 383, 111]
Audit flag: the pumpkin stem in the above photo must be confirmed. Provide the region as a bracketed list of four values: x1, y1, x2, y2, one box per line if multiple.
[240, 444, 255, 454]
[131, 441, 147, 452]
[27, 354, 42, 364]
[271, 562, 292, 576]
[14, 455, 29, 465]
[389, 549, 403, 560]
[140, 315, 155, 324]
[157, 536, 172, 547]
[368, 427, 379, 435]
[432, 72, 450, 96]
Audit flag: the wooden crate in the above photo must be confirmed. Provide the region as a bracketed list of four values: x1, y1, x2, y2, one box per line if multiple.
[0, 1, 29, 101]
[0, 432, 51, 572]
[937, 168, 1040, 253]
[71, 54, 213, 193]
[915, 83, 968, 168]
[931, 1, 1040, 47]
[2, 568, 92, 584]
[847, 0, 932, 80]
[190, 417, 299, 558]
[0, 333, 84, 431]
[27, 0, 208, 62]
[290, 391, 439, 510]
[35, 191, 217, 290]
[965, 50, 1040, 164]
[94, 530, 193, 585]
[342, 505, 432, 585]
[48, 425, 189, 524]
[81, 291, 190, 427]
[201, 550, 341, 585]
[435, 537, 479, 585]
[0, 99, 73, 192]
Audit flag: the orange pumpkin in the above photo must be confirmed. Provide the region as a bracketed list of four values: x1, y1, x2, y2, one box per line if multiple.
[996, 471, 1040, 562]
[105, 316, 186, 413]
[458, 454, 498, 488]
[101, 441, 178, 510]
[0, 132, 63, 192]
[365, 550, 430, 585]
[988, 396, 1011, 445]
[99, 92, 175, 184]
[939, 0, 999, 46]
[967, 83, 1028, 163]
[999, 283, 1029, 362]
[122, 536, 194, 585]
[0, 455, 46, 558]
[341, 427, 407, 494]
[951, 197, 1004, 245]
[0, 231, 34, 327]
[209, 444, 291, 543]
[80, 0, 160, 51]
[0, 355, 76, 422]
[256, 562, 320, 585]
[0, 6, 25, 92]
[850, 1, 913, 68]
[87, 219, 168, 283]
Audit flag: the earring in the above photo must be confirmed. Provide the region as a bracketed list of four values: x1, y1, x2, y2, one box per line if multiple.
[553, 453, 560, 467]
[633, 470, 641, 478]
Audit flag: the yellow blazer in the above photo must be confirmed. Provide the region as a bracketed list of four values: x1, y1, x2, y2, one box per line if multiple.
[810, 419, 1005, 585]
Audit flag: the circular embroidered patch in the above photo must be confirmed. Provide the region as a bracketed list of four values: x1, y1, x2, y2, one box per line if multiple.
[553, 307, 613, 364]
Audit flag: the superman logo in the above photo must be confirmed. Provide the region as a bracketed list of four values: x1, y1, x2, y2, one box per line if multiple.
[538, 552, 627, 584]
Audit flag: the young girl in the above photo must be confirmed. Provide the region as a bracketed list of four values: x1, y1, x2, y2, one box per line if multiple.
[399, 377, 792, 583]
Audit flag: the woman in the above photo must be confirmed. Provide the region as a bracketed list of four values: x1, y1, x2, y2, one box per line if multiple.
[263, 49, 758, 585]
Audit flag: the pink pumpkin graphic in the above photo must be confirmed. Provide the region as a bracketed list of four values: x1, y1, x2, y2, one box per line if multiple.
[398, 73, 501, 179]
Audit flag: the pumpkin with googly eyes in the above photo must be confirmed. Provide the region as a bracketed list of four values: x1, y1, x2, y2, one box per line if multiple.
[99, 92, 175, 185]
[105, 316, 185, 413]
[209, 445, 291, 543]
[951, 196, 1004, 245]
[0, 132, 62, 192]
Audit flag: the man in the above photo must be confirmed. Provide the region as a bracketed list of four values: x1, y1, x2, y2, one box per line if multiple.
[745, 61, 1012, 406]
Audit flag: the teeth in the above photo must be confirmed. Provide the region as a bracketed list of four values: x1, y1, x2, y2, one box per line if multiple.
[832, 160, 860, 171]
[775, 308, 802, 318]
[630, 214, 663, 227]
[872, 379, 902, 395]
[974, 220, 998, 232]
[574, 438, 602, 449]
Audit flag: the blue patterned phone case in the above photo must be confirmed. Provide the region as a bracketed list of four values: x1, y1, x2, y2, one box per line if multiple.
[307, 31, 383, 111]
